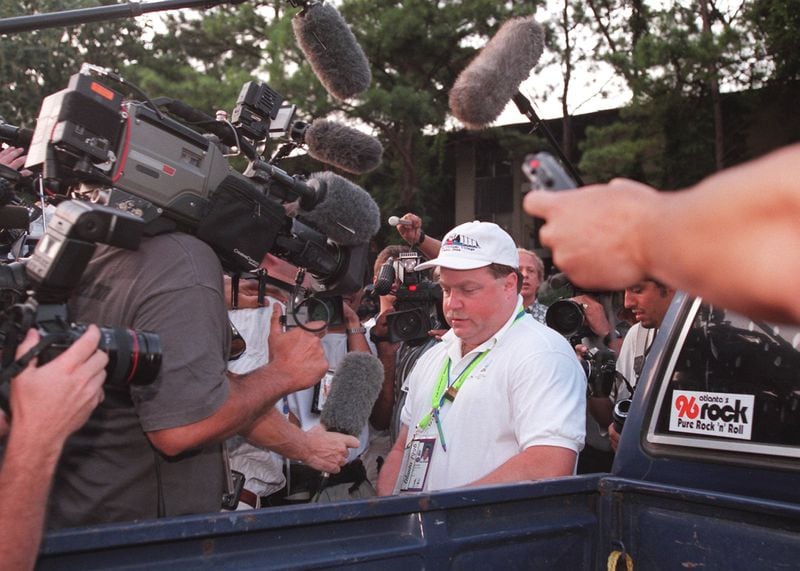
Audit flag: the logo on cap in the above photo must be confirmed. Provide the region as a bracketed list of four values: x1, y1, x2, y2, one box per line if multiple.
[442, 233, 480, 253]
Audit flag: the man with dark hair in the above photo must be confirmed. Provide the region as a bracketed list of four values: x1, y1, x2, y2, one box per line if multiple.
[587, 279, 676, 451]
[377, 221, 585, 493]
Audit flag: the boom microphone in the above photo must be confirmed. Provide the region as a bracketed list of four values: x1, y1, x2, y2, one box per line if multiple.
[449, 16, 545, 129]
[300, 119, 383, 174]
[320, 352, 383, 437]
[299, 171, 380, 246]
[292, 2, 371, 101]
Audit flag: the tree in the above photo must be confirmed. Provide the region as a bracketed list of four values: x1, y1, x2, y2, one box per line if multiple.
[0, 0, 149, 125]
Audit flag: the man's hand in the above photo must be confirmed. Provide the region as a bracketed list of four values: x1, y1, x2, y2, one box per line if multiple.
[608, 422, 621, 452]
[10, 326, 108, 449]
[571, 294, 611, 338]
[396, 213, 423, 246]
[342, 301, 361, 330]
[300, 425, 359, 473]
[0, 146, 31, 175]
[267, 305, 328, 392]
[523, 180, 658, 290]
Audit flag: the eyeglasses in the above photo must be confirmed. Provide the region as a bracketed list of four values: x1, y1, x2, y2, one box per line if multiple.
[228, 321, 246, 361]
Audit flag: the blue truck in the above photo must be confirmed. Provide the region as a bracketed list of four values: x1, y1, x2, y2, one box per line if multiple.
[38, 292, 800, 569]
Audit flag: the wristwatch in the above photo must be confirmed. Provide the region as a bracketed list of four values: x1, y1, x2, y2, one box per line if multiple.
[346, 326, 366, 335]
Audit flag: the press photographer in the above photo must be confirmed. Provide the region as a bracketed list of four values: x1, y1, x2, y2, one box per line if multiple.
[538, 272, 625, 472]
[3, 63, 379, 528]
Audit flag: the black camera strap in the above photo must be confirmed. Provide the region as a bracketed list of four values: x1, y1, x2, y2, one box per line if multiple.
[0, 335, 59, 384]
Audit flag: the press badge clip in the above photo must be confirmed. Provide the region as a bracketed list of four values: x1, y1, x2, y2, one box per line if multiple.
[444, 386, 459, 402]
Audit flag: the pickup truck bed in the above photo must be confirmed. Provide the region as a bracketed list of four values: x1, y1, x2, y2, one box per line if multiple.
[39, 293, 800, 569]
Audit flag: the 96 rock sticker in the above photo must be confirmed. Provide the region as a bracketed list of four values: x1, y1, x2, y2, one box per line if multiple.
[669, 390, 754, 440]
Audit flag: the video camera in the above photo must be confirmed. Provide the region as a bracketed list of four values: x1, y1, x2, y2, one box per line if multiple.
[0, 200, 161, 386]
[23, 65, 374, 304]
[374, 251, 446, 344]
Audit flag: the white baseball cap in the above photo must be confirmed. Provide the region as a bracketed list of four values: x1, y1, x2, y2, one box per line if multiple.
[415, 221, 519, 271]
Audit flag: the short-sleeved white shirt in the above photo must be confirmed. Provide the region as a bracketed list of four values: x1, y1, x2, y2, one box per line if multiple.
[399, 296, 586, 491]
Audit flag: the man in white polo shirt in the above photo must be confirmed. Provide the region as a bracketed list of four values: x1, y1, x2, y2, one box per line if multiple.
[376, 221, 586, 494]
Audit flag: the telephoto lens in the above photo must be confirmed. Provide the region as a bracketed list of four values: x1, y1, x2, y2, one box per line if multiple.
[545, 299, 586, 337]
[38, 324, 162, 386]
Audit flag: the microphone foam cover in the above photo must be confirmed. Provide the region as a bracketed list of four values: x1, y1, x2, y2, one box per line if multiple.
[305, 119, 383, 174]
[292, 3, 372, 101]
[301, 171, 380, 246]
[320, 352, 384, 437]
[449, 16, 545, 129]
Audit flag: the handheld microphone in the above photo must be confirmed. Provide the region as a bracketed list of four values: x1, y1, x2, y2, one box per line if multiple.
[372, 257, 396, 296]
[320, 352, 384, 437]
[298, 119, 383, 174]
[292, 2, 371, 101]
[387, 216, 412, 227]
[298, 171, 380, 246]
[314, 351, 383, 499]
[449, 16, 545, 129]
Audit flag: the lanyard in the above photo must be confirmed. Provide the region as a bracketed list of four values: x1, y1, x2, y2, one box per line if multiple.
[416, 308, 526, 448]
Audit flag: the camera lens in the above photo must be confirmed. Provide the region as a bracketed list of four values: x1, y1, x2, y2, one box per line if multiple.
[612, 398, 632, 433]
[97, 326, 162, 386]
[387, 308, 430, 343]
[545, 299, 585, 337]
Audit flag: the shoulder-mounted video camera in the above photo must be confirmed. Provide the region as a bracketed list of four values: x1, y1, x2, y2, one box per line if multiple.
[374, 251, 446, 344]
[23, 65, 371, 301]
[0, 200, 161, 386]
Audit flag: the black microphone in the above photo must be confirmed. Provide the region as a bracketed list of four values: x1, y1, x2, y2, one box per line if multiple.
[0, 122, 33, 148]
[449, 16, 545, 129]
[292, 2, 371, 101]
[320, 352, 384, 437]
[373, 257, 396, 296]
[297, 119, 383, 174]
[298, 171, 380, 247]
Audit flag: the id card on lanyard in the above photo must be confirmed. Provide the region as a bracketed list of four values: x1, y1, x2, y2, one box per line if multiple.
[394, 307, 526, 494]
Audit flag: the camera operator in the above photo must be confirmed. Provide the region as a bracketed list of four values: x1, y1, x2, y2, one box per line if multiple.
[0, 326, 107, 571]
[589, 280, 675, 451]
[45, 230, 329, 528]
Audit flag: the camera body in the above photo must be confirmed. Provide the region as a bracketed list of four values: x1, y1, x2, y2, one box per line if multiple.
[24, 68, 368, 297]
[582, 346, 617, 399]
[284, 291, 344, 329]
[0, 200, 161, 385]
[382, 252, 446, 344]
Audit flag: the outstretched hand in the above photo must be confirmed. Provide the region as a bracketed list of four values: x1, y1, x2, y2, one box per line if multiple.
[524, 180, 658, 290]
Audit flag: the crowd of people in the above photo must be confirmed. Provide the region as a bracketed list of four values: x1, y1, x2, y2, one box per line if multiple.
[1, 140, 799, 568]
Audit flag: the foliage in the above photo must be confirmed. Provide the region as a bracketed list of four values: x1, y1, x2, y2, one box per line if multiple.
[0, 0, 149, 125]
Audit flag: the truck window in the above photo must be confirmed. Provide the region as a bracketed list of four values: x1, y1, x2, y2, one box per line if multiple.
[647, 299, 800, 458]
